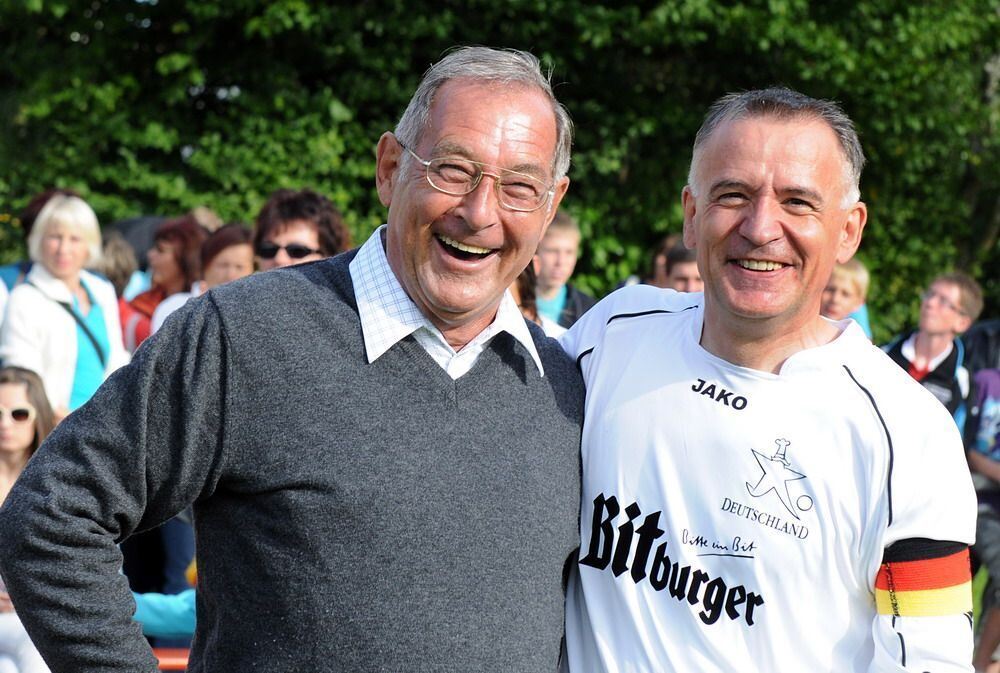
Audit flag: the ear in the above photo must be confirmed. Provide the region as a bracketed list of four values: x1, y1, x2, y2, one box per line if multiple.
[375, 132, 402, 208]
[835, 201, 867, 264]
[681, 186, 698, 249]
[955, 313, 973, 335]
[540, 175, 570, 239]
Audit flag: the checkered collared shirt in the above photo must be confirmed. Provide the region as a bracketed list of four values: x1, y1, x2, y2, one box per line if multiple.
[349, 225, 545, 379]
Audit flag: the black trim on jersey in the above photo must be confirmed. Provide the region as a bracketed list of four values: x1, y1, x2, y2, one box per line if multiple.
[882, 538, 967, 563]
[966, 611, 974, 630]
[843, 365, 895, 527]
[896, 632, 907, 666]
[605, 305, 699, 326]
[576, 305, 700, 370]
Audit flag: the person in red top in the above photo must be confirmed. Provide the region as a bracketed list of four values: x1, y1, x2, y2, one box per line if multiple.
[127, 216, 207, 351]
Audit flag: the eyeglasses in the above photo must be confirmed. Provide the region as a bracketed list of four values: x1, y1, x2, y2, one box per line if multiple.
[399, 141, 554, 213]
[0, 404, 35, 423]
[257, 242, 322, 260]
[921, 290, 965, 315]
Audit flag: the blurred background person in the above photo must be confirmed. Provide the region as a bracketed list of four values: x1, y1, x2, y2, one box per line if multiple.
[619, 236, 702, 293]
[0, 188, 79, 292]
[509, 264, 565, 338]
[126, 215, 208, 351]
[0, 366, 56, 673]
[534, 209, 595, 328]
[884, 271, 983, 437]
[253, 188, 351, 271]
[95, 232, 141, 352]
[151, 223, 255, 333]
[658, 243, 702, 292]
[0, 195, 128, 418]
[821, 258, 872, 338]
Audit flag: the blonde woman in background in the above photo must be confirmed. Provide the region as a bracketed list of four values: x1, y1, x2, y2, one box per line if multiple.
[0, 195, 128, 418]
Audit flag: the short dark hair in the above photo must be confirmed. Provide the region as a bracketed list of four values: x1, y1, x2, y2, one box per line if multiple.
[254, 189, 351, 257]
[665, 244, 697, 276]
[0, 366, 55, 455]
[201, 223, 253, 271]
[154, 215, 210, 289]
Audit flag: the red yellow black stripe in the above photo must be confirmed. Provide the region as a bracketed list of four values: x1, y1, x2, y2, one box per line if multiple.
[875, 546, 971, 617]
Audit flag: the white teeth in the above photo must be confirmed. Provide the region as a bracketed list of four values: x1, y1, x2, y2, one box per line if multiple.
[438, 234, 492, 255]
[737, 259, 785, 271]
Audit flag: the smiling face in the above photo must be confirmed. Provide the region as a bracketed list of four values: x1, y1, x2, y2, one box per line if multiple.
[40, 222, 90, 282]
[683, 116, 866, 342]
[376, 80, 569, 347]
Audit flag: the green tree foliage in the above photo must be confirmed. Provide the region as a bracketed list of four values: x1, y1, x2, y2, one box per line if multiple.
[0, 0, 996, 340]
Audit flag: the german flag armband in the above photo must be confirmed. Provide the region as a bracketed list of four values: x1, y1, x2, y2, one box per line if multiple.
[875, 538, 972, 617]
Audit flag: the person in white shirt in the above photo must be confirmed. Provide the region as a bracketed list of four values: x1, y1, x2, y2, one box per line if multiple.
[561, 87, 976, 672]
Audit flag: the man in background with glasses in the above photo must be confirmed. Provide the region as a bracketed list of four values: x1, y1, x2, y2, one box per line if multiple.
[885, 272, 984, 437]
[0, 47, 582, 672]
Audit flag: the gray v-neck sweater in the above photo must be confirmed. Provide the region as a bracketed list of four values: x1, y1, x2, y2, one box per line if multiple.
[0, 251, 585, 672]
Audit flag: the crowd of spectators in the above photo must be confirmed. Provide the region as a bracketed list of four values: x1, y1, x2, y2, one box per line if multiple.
[0, 178, 995, 669]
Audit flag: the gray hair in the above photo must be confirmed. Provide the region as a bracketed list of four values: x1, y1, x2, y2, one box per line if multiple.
[687, 87, 865, 205]
[394, 46, 573, 182]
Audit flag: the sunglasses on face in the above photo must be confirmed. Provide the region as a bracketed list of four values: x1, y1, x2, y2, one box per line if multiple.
[256, 242, 322, 260]
[0, 404, 35, 423]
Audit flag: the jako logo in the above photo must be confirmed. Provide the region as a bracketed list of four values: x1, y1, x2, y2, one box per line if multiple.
[692, 379, 747, 410]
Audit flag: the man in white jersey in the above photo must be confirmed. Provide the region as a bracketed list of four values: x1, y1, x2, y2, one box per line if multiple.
[561, 88, 977, 672]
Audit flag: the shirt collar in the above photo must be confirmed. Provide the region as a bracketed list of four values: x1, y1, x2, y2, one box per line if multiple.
[349, 225, 545, 376]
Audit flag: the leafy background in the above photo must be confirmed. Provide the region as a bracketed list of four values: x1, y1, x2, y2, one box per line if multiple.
[0, 0, 996, 342]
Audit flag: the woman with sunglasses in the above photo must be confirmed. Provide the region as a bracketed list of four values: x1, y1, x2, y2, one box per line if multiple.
[253, 188, 351, 271]
[0, 366, 56, 673]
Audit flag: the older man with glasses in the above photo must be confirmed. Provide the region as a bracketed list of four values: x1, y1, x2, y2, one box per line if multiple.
[0, 47, 582, 672]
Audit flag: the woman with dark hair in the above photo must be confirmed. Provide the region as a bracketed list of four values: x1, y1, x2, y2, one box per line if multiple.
[0, 366, 55, 673]
[149, 223, 255, 334]
[127, 215, 208, 349]
[254, 188, 351, 270]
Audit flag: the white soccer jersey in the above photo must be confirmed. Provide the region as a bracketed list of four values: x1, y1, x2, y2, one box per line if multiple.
[561, 286, 977, 673]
